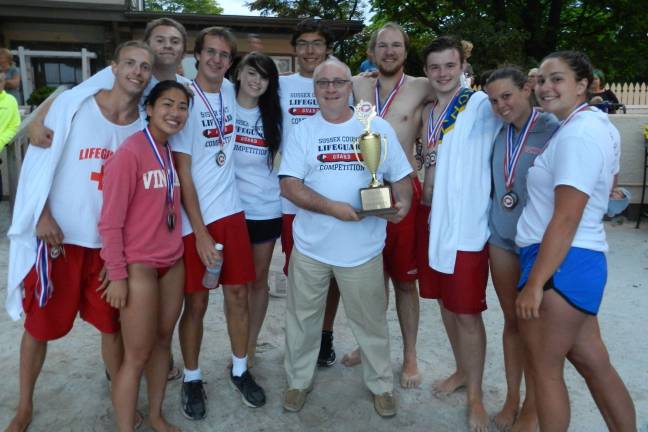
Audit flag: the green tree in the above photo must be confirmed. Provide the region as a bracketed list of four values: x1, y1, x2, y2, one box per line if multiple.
[145, 0, 223, 14]
[370, 0, 648, 82]
[246, 0, 366, 20]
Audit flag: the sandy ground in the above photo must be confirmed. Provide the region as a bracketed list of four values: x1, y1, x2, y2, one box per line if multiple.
[0, 201, 647, 432]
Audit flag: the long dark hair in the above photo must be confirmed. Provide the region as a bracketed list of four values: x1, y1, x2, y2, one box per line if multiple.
[235, 52, 282, 168]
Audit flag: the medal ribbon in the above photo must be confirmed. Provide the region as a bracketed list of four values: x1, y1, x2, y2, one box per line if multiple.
[34, 240, 54, 308]
[543, 102, 590, 150]
[192, 80, 225, 148]
[143, 127, 176, 209]
[375, 73, 405, 118]
[504, 108, 540, 189]
[426, 87, 464, 149]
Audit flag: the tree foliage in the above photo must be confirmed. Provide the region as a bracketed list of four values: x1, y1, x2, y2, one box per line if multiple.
[245, 0, 648, 82]
[246, 0, 366, 20]
[369, 0, 648, 83]
[145, 0, 223, 14]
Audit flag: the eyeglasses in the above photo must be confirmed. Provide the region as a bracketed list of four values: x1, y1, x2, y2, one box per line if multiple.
[295, 40, 327, 50]
[315, 79, 350, 89]
[203, 48, 231, 60]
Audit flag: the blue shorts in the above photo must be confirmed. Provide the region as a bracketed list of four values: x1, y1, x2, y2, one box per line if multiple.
[517, 244, 607, 315]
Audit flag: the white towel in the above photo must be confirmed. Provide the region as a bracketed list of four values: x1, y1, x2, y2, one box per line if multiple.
[6, 86, 103, 320]
[428, 91, 502, 274]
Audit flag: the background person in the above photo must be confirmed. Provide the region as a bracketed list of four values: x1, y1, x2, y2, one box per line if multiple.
[0, 70, 21, 198]
[232, 52, 283, 367]
[589, 68, 620, 113]
[483, 66, 559, 432]
[515, 50, 636, 431]
[99, 80, 190, 432]
[0, 48, 21, 104]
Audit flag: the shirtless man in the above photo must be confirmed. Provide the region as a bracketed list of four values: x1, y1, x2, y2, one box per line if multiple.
[349, 22, 431, 389]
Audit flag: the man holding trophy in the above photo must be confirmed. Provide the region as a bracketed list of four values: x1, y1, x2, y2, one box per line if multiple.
[279, 58, 413, 417]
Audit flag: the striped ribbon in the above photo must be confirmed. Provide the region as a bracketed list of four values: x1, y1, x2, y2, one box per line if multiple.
[504, 108, 540, 189]
[192, 80, 225, 149]
[374, 73, 405, 118]
[34, 240, 54, 308]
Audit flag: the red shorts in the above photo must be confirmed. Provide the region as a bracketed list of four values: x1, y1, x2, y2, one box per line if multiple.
[22, 245, 119, 341]
[419, 237, 489, 315]
[384, 177, 421, 282]
[183, 212, 256, 293]
[415, 203, 436, 292]
[281, 213, 296, 276]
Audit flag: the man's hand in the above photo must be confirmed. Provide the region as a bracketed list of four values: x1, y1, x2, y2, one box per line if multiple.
[195, 230, 220, 268]
[330, 202, 361, 222]
[103, 279, 128, 309]
[383, 200, 408, 224]
[28, 121, 54, 148]
[515, 284, 543, 320]
[36, 207, 63, 246]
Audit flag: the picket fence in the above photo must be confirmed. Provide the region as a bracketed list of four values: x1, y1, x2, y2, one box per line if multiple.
[606, 82, 648, 106]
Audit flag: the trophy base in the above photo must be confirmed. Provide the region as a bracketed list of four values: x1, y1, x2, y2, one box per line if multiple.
[357, 186, 396, 216]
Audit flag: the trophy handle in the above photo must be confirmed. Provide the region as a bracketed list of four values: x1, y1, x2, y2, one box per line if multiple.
[353, 138, 366, 169]
[381, 134, 388, 165]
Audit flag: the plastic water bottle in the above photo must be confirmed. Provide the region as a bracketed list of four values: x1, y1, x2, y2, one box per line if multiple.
[202, 243, 224, 289]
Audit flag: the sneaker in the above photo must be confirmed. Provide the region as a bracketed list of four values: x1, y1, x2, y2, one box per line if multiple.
[181, 380, 207, 420]
[230, 370, 266, 408]
[283, 386, 311, 412]
[317, 330, 336, 367]
[373, 392, 397, 417]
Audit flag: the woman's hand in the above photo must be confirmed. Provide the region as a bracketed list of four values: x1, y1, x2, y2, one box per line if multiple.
[103, 279, 128, 309]
[516, 284, 543, 320]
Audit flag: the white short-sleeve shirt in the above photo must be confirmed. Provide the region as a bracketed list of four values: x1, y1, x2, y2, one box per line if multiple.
[232, 104, 281, 220]
[516, 109, 619, 252]
[279, 74, 319, 214]
[279, 112, 413, 267]
[169, 82, 241, 235]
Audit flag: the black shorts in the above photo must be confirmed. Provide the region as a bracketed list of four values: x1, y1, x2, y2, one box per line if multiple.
[245, 217, 282, 244]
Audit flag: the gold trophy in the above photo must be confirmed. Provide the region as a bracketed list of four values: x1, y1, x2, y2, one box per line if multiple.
[353, 100, 397, 216]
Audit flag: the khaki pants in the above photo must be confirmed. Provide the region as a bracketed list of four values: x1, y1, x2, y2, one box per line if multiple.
[284, 248, 393, 394]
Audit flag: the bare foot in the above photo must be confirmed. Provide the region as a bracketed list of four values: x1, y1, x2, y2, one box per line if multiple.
[150, 414, 181, 432]
[341, 348, 361, 367]
[399, 357, 422, 389]
[511, 404, 537, 432]
[469, 400, 490, 432]
[432, 370, 466, 397]
[5, 408, 32, 432]
[493, 396, 519, 431]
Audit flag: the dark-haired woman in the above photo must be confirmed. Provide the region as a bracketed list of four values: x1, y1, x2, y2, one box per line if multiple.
[515, 52, 636, 431]
[99, 80, 192, 432]
[484, 66, 559, 431]
[232, 53, 282, 367]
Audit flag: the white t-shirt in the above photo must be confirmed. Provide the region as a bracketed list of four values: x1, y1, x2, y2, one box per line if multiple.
[170, 82, 241, 236]
[279, 112, 413, 267]
[516, 109, 619, 252]
[48, 97, 142, 247]
[77, 66, 191, 112]
[232, 104, 281, 220]
[279, 73, 319, 214]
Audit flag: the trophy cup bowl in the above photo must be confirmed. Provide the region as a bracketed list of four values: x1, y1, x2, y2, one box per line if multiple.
[354, 131, 397, 216]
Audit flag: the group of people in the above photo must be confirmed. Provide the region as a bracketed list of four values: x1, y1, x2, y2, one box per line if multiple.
[3, 16, 637, 432]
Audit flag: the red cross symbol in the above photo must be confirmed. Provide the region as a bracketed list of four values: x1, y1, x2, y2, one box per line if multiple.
[90, 165, 105, 190]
